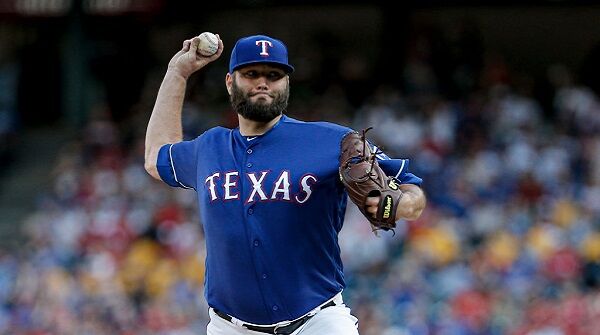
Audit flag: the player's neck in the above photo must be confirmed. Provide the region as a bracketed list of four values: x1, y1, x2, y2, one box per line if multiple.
[238, 114, 282, 136]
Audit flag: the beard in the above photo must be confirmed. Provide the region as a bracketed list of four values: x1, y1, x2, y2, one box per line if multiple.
[230, 79, 289, 123]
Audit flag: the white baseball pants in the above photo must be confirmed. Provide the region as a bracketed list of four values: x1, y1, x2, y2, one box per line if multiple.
[206, 294, 359, 335]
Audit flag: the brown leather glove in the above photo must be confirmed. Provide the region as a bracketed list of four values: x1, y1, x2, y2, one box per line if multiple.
[339, 128, 403, 233]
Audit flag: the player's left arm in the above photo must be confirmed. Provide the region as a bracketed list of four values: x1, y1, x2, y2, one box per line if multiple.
[365, 147, 426, 221]
[366, 184, 425, 221]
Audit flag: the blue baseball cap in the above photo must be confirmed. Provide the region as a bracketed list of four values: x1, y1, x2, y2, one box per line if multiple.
[229, 35, 294, 74]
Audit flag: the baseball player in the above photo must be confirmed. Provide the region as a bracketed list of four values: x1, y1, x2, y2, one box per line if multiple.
[144, 34, 426, 335]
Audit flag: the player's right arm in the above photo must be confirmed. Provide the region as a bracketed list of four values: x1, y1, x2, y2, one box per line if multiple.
[144, 35, 223, 180]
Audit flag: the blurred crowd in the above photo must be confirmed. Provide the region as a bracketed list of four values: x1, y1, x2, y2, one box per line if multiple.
[0, 20, 600, 335]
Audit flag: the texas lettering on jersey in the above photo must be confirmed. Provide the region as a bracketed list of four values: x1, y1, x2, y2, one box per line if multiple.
[204, 170, 318, 204]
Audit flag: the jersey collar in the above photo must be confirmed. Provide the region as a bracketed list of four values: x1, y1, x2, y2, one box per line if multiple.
[235, 114, 287, 146]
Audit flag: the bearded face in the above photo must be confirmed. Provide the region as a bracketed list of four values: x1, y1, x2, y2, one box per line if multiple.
[229, 73, 290, 123]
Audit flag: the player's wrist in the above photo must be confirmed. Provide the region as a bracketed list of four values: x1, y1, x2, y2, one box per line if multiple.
[166, 66, 191, 81]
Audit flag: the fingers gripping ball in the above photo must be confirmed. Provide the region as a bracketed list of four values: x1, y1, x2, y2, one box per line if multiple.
[197, 32, 219, 56]
[339, 128, 403, 234]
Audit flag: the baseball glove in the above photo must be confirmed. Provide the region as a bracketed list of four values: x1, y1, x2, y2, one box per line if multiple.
[339, 127, 403, 233]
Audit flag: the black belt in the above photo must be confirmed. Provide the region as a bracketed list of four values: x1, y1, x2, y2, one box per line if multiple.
[213, 300, 336, 335]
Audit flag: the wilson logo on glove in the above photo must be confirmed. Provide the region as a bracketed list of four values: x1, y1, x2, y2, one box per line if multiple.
[383, 195, 393, 219]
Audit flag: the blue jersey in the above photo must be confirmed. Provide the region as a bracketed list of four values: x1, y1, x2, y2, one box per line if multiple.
[156, 115, 422, 324]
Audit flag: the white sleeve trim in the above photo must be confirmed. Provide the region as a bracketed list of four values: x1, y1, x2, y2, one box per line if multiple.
[169, 144, 193, 189]
[372, 144, 389, 160]
[394, 159, 406, 179]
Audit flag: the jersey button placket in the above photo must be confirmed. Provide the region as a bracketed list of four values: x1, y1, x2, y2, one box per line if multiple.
[244, 143, 268, 309]
[245, 144, 254, 167]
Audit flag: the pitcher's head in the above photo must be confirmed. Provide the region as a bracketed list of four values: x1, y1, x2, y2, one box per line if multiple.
[226, 35, 293, 122]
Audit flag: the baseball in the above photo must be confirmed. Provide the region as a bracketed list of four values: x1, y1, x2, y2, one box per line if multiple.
[197, 32, 219, 56]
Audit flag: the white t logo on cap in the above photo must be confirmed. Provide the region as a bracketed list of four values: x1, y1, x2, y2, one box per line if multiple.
[256, 40, 273, 56]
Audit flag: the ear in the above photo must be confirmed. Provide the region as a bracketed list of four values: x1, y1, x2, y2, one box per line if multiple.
[225, 73, 233, 96]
